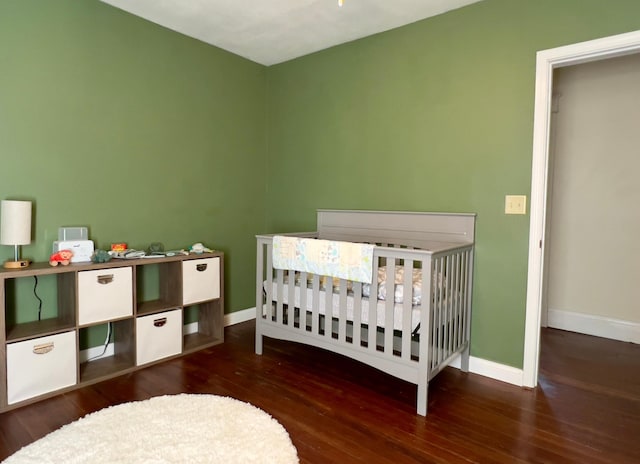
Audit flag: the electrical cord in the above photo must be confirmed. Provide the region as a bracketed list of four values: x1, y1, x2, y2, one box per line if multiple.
[32, 275, 112, 362]
[86, 322, 113, 362]
[33, 276, 43, 321]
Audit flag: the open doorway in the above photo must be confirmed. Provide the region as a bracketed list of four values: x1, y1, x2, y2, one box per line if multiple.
[523, 30, 640, 388]
[544, 54, 640, 339]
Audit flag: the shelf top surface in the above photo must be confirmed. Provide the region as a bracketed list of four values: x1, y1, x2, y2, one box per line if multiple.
[0, 251, 223, 279]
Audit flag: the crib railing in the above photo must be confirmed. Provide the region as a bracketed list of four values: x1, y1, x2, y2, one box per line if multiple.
[256, 233, 473, 380]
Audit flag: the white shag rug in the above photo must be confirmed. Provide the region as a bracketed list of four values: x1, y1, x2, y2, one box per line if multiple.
[4, 394, 299, 464]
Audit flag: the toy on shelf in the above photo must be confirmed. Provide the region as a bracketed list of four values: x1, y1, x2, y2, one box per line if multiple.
[110, 243, 127, 252]
[148, 242, 164, 254]
[91, 249, 112, 263]
[109, 249, 146, 259]
[49, 249, 73, 266]
[165, 249, 188, 257]
[189, 243, 213, 254]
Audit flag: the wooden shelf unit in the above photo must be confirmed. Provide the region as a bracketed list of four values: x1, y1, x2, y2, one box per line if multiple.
[0, 252, 224, 412]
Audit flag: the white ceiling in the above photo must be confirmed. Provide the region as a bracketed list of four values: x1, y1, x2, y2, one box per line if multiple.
[100, 0, 483, 66]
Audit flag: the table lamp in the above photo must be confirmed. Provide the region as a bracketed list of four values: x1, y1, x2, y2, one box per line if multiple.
[1, 200, 32, 269]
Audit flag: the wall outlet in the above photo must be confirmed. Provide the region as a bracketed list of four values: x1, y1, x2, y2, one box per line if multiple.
[505, 195, 527, 215]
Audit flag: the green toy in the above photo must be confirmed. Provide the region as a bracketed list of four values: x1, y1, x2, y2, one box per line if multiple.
[91, 249, 112, 263]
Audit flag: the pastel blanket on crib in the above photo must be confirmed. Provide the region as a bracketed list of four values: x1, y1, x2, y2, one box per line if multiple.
[272, 236, 375, 284]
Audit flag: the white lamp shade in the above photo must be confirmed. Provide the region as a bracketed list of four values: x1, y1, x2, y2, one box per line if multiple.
[1, 200, 32, 246]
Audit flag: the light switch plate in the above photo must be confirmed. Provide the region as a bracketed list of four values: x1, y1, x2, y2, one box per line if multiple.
[505, 195, 527, 215]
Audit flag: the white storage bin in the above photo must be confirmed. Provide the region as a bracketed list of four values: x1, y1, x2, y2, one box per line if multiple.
[78, 267, 133, 326]
[7, 331, 77, 405]
[136, 309, 182, 366]
[182, 257, 220, 305]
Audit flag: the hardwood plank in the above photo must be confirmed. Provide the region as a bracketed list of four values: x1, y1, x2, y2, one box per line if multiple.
[0, 323, 639, 463]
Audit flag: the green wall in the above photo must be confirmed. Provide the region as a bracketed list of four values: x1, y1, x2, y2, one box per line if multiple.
[0, 0, 267, 315]
[265, 0, 640, 368]
[3, 0, 640, 368]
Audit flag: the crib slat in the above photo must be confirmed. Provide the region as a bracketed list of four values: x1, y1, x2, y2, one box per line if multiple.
[353, 281, 362, 347]
[324, 276, 333, 339]
[312, 274, 320, 335]
[300, 272, 308, 332]
[339, 279, 348, 343]
[287, 270, 295, 327]
[276, 269, 284, 324]
[435, 257, 444, 368]
[368, 258, 379, 352]
[384, 258, 395, 355]
[401, 259, 413, 360]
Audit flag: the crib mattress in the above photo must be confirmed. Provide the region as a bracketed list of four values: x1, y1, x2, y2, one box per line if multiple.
[265, 281, 421, 332]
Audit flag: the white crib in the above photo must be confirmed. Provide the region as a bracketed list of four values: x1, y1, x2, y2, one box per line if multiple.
[255, 209, 475, 415]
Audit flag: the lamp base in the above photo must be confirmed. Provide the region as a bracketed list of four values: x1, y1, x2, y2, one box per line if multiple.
[3, 260, 31, 269]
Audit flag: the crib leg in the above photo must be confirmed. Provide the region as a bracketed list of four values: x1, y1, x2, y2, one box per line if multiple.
[255, 331, 263, 355]
[460, 344, 470, 373]
[417, 379, 428, 416]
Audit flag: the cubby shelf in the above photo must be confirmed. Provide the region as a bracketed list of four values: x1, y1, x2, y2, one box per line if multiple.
[0, 252, 224, 412]
[6, 318, 76, 343]
[80, 353, 136, 383]
[183, 300, 224, 352]
[136, 300, 178, 317]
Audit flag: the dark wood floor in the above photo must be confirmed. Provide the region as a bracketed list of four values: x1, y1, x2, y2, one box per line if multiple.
[1, 322, 639, 463]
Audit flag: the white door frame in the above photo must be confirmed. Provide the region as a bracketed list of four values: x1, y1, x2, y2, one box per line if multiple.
[523, 30, 640, 388]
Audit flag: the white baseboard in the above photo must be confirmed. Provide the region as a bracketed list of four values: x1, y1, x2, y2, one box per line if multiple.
[184, 307, 256, 334]
[548, 308, 640, 344]
[449, 354, 524, 387]
[80, 342, 115, 363]
[224, 307, 256, 326]
[183, 321, 198, 335]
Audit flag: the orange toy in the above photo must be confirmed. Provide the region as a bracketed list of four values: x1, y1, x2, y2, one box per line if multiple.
[49, 249, 73, 266]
